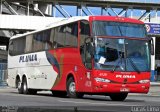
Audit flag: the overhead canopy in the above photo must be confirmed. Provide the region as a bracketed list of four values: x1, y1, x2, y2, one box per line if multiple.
[0, 15, 64, 30]
[6, 0, 160, 10]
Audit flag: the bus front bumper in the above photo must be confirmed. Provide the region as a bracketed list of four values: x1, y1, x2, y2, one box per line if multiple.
[92, 83, 150, 93]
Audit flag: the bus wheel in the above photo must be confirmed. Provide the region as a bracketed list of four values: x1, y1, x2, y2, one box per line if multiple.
[109, 93, 128, 101]
[17, 79, 23, 94]
[22, 78, 29, 94]
[67, 77, 84, 98]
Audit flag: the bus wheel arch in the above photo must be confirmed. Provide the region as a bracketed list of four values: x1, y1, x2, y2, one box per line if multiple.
[15, 75, 20, 88]
[66, 74, 84, 98]
[66, 74, 75, 84]
[16, 75, 23, 94]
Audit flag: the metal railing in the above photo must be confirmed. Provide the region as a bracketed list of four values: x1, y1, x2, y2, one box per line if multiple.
[110, 0, 160, 3]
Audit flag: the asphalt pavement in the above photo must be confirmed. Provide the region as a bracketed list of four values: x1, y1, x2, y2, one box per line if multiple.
[0, 84, 160, 112]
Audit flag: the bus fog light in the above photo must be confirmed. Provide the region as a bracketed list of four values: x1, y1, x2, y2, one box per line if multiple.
[94, 78, 110, 83]
[139, 80, 150, 84]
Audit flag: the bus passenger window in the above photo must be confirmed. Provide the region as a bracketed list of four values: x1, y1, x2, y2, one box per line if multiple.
[9, 37, 26, 55]
[33, 32, 44, 51]
[9, 41, 14, 55]
[33, 30, 51, 51]
[55, 26, 66, 48]
[43, 30, 51, 50]
[14, 37, 26, 55]
[80, 20, 91, 69]
[65, 22, 78, 47]
[50, 29, 55, 49]
[25, 35, 33, 53]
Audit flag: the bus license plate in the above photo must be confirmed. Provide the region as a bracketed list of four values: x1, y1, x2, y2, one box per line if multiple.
[120, 88, 130, 92]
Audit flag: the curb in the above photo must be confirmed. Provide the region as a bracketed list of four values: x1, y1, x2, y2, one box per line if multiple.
[150, 82, 160, 86]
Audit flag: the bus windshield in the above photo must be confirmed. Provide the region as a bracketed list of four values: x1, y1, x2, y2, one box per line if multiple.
[94, 38, 150, 72]
[92, 21, 147, 38]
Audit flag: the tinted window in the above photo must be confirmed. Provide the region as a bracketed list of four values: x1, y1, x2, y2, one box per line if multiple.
[25, 35, 33, 53]
[54, 26, 66, 48]
[80, 21, 91, 69]
[80, 21, 90, 47]
[9, 37, 26, 56]
[54, 22, 78, 48]
[9, 22, 78, 56]
[33, 30, 51, 52]
[92, 21, 147, 38]
[65, 22, 78, 47]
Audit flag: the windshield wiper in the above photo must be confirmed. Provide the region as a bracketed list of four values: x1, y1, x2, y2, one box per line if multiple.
[111, 53, 123, 72]
[127, 57, 140, 74]
[111, 59, 121, 72]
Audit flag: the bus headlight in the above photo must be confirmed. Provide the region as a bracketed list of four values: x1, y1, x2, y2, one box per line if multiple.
[94, 78, 110, 83]
[139, 80, 150, 84]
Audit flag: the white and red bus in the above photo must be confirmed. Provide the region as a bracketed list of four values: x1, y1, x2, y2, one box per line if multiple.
[8, 16, 152, 101]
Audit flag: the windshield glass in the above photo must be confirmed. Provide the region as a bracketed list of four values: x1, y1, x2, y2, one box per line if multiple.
[92, 21, 147, 38]
[94, 38, 150, 72]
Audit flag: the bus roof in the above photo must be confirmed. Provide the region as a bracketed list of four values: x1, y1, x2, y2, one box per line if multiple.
[10, 16, 144, 40]
[89, 16, 144, 24]
[10, 16, 89, 40]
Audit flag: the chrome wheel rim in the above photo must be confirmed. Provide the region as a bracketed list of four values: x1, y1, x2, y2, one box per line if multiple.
[69, 82, 75, 94]
[23, 82, 27, 92]
[18, 81, 21, 90]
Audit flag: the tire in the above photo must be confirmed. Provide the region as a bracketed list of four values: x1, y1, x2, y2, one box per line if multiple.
[22, 77, 37, 95]
[110, 93, 128, 101]
[17, 79, 23, 94]
[66, 77, 84, 98]
[51, 91, 67, 97]
[22, 78, 29, 94]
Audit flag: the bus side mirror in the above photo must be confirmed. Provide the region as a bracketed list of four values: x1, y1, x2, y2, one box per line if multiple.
[151, 38, 154, 55]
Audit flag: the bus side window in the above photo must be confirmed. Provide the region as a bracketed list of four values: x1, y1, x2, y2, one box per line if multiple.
[80, 20, 91, 69]
[54, 26, 66, 48]
[9, 37, 26, 56]
[25, 35, 33, 53]
[33, 30, 51, 51]
[9, 41, 14, 55]
[53, 27, 58, 49]
[65, 22, 78, 47]
[43, 30, 52, 50]
[15, 37, 26, 55]
[53, 22, 78, 49]
[50, 29, 55, 49]
[33, 32, 44, 52]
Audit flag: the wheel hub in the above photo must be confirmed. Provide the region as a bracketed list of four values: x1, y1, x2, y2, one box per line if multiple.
[18, 82, 21, 89]
[69, 82, 75, 94]
[23, 82, 27, 92]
